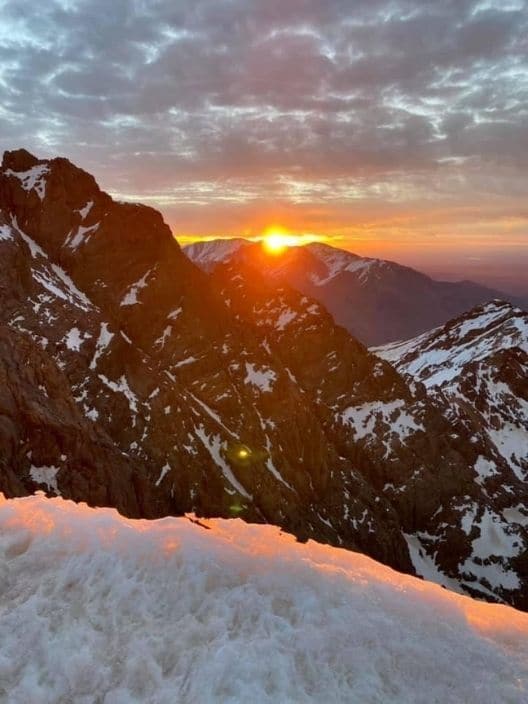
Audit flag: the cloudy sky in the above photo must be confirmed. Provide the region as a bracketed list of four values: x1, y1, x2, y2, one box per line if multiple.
[1, 0, 527, 291]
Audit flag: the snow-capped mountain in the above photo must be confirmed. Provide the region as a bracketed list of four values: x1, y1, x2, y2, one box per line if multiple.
[2, 149, 528, 609]
[373, 301, 528, 601]
[0, 148, 410, 569]
[2, 493, 527, 703]
[184, 237, 247, 272]
[184, 238, 522, 345]
[374, 301, 528, 482]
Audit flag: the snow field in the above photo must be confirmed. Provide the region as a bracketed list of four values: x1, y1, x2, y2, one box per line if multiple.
[0, 494, 527, 704]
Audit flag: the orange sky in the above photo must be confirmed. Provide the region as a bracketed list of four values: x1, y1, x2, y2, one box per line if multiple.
[169, 198, 528, 295]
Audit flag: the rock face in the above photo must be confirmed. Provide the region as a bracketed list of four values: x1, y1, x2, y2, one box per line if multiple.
[375, 301, 528, 606]
[1, 149, 527, 609]
[184, 238, 524, 345]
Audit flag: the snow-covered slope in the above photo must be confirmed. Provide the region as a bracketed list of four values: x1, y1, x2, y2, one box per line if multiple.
[2, 494, 528, 704]
[3, 148, 410, 558]
[374, 300, 528, 388]
[374, 300, 528, 482]
[209, 252, 528, 608]
[306, 242, 384, 286]
[373, 302, 528, 598]
[183, 238, 248, 272]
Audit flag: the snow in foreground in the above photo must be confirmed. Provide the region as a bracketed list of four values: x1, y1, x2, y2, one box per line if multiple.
[1, 495, 527, 704]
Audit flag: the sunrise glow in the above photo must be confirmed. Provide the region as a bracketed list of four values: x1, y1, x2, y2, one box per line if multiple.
[261, 228, 291, 254]
[260, 227, 328, 255]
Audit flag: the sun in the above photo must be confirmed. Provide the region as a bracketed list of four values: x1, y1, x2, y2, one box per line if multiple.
[261, 227, 298, 255]
[264, 233, 289, 254]
[259, 226, 327, 254]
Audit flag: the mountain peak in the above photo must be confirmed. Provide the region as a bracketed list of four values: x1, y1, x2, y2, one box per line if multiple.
[1, 148, 41, 172]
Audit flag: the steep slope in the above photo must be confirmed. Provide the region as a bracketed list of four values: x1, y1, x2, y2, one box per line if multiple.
[184, 238, 520, 345]
[374, 301, 528, 601]
[184, 237, 247, 272]
[0, 324, 158, 516]
[2, 494, 528, 704]
[211, 251, 528, 608]
[374, 301, 528, 482]
[0, 148, 409, 568]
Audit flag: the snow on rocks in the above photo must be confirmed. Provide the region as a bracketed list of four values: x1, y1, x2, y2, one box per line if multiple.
[373, 301, 528, 483]
[342, 399, 424, 456]
[184, 238, 247, 271]
[244, 362, 276, 392]
[194, 426, 252, 499]
[12, 216, 48, 259]
[28, 466, 60, 494]
[65, 222, 99, 251]
[0, 223, 13, 241]
[1, 493, 527, 704]
[77, 200, 94, 220]
[460, 508, 523, 592]
[373, 301, 528, 390]
[308, 242, 379, 287]
[89, 323, 114, 369]
[63, 327, 91, 352]
[120, 269, 153, 306]
[155, 463, 171, 487]
[4, 163, 49, 200]
[98, 374, 139, 417]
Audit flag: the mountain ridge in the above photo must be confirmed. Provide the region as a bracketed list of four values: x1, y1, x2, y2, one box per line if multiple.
[184, 237, 525, 345]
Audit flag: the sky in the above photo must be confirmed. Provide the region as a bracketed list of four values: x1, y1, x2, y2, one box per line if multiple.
[0, 0, 527, 293]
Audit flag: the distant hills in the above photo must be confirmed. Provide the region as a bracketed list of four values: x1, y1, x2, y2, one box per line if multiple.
[185, 238, 525, 346]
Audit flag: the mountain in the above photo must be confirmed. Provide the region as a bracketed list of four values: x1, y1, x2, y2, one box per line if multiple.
[374, 300, 528, 602]
[2, 493, 528, 703]
[2, 149, 528, 609]
[374, 300, 528, 484]
[0, 148, 410, 569]
[184, 237, 247, 272]
[184, 238, 522, 345]
[209, 251, 528, 608]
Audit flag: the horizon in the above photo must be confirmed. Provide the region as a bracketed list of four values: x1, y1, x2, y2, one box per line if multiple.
[179, 232, 528, 297]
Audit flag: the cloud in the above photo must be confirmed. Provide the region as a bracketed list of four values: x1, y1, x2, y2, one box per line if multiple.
[0, 0, 527, 259]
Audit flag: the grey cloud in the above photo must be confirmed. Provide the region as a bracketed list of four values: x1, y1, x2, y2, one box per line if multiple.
[0, 0, 527, 216]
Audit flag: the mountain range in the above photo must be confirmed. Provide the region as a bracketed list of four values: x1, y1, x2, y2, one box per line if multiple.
[185, 238, 525, 346]
[1, 148, 527, 610]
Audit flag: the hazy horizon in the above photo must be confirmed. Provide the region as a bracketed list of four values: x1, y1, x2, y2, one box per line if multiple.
[178, 232, 528, 297]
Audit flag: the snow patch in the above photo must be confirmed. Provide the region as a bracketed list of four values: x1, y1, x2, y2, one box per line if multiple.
[121, 270, 152, 306]
[155, 463, 171, 487]
[0, 224, 13, 241]
[5, 164, 49, 199]
[77, 200, 94, 219]
[244, 362, 276, 392]
[195, 427, 252, 499]
[29, 465, 60, 494]
[65, 223, 99, 251]
[90, 323, 114, 370]
[64, 327, 90, 352]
